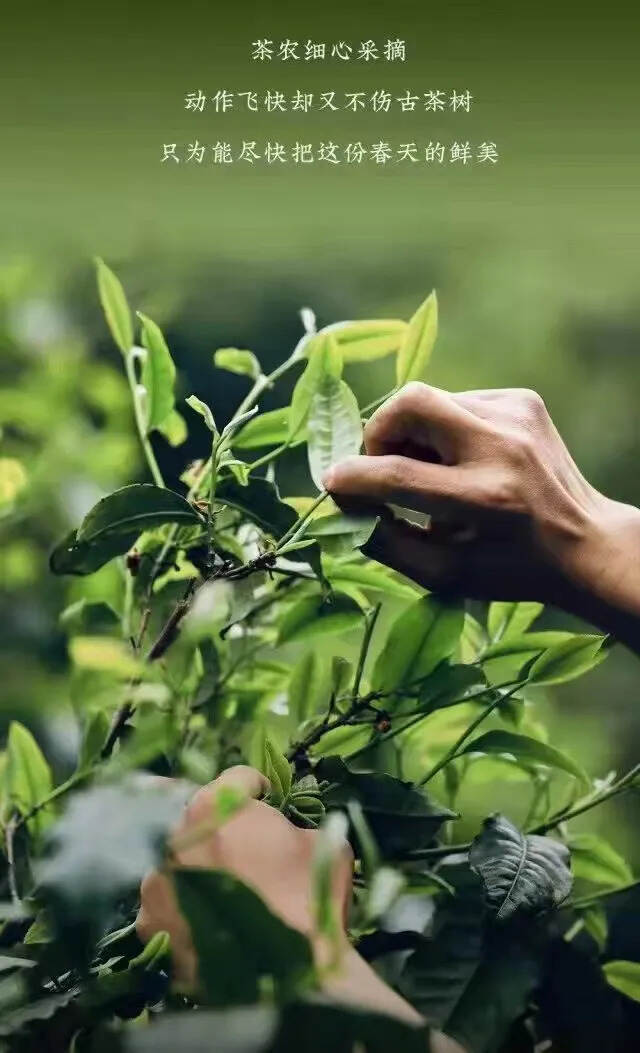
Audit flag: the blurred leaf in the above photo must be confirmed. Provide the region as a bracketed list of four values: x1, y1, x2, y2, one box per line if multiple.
[602, 960, 640, 1002]
[158, 408, 187, 446]
[567, 833, 633, 888]
[487, 601, 543, 643]
[307, 375, 362, 492]
[59, 599, 119, 634]
[174, 868, 313, 1005]
[527, 635, 606, 686]
[308, 511, 379, 556]
[234, 406, 293, 449]
[318, 756, 456, 856]
[186, 394, 217, 435]
[138, 312, 176, 432]
[288, 651, 331, 725]
[312, 811, 348, 951]
[396, 291, 438, 385]
[76, 710, 109, 771]
[371, 596, 464, 697]
[216, 476, 296, 537]
[0, 458, 27, 508]
[214, 347, 261, 380]
[469, 814, 573, 920]
[95, 257, 133, 354]
[6, 722, 52, 835]
[125, 1006, 278, 1053]
[582, 905, 608, 950]
[262, 735, 292, 802]
[69, 636, 142, 678]
[460, 731, 588, 784]
[277, 592, 363, 644]
[37, 778, 190, 960]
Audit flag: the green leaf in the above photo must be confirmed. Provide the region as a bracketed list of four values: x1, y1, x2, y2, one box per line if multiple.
[469, 813, 573, 920]
[527, 635, 607, 686]
[289, 332, 341, 441]
[186, 394, 217, 434]
[567, 833, 633, 888]
[262, 735, 293, 802]
[371, 596, 465, 697]
[460, 730, 588, 784]
[76, 710, 109, 771]
[582, 905, 608, 950]
[308, 511, 379, 556]
[396, 290, 438, 385]
[174, 868, 313, 1005]
[307, 375, 362, 492]
[322, 556, 418, 600]
[603, 960, 640, 1002]
[158, 408, 187, 446]
[138, 312, 176, 432]
[95, 257, 133, 354]
[59, 599, 119, 634]
[77, 483, 202, 543]
[288, 650, 332, 725]
[125, 1006, 278, 1053]
[309, 319, 407, 363]
[317, 757, 456, 856]
[216, 476, 296, 537]
[399, 864, 542, 1053]
[49, 527, 138, 576]
[480, 629, 576, 684]
[233, 406, 294, 449]
[417, 663, 488, 714]
[487, 601, 543, 643]
[277, 592, 363, 644]
[37, 778, 190, 960]
[214, 347, 261, 380]
[6, 722, 53, 835]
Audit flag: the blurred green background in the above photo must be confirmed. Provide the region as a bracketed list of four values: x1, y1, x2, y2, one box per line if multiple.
[1, 0, 639, 868]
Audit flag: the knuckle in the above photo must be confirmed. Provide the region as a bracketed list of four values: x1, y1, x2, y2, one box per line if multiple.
[516, 388, 546, 418]
[397, 381, 430, 414]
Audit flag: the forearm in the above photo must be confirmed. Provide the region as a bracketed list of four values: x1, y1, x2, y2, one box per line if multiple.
[554, 498, 640, 654]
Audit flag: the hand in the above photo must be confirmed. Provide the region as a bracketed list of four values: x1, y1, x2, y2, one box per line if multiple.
[324, 383, 640, 650]
[136, 766, 424, 1029]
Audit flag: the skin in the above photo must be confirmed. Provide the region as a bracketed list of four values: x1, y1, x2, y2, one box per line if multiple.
[324, 383, 640, 655]
[138, 385, 640, 1044]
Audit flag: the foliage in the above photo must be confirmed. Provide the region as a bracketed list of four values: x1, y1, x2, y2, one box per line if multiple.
[0, 261, 637, 1052]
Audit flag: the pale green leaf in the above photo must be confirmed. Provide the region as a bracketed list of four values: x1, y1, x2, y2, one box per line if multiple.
[603, 960, 640, 1002]
[6, 722, 52, 834]
[95, 258, 133, 354]
[568, 833, 633, 888]
[396, 291, 438, 385]
[214, 348, 261, 380]
[487, 601, 543, 643]
[138, 312, 176, 432]
[527, 635, 606, 686]
[186, 394, 217, 435]
[307, 377, 362, 491]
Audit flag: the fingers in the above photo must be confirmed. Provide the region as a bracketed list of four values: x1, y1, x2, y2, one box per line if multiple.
[213, 765, 270, 800]
[364, 382, 480, 459]
[323, 453, 465, 517]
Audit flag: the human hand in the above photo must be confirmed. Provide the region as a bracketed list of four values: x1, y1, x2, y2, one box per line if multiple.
[136, 765, 423, 1028]
[324, 383, 640, 649]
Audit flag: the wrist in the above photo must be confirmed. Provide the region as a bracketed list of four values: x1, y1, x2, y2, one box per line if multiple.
[552, 497, 640, 650]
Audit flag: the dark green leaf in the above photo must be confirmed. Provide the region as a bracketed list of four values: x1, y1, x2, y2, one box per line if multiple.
[77, 484, 202, 543]
[417, 663, 488, 714]
[308, 511, 379, 556]
[396, 291, 438, 385]
[317, 757, 456, 856]
[469, 813, 573, 920]
[139, 312, 176, 432]
[216, 476, 297, 536]
[288, 650, 332, 725]
[277, 592, 363, 644]
[371, 596, 465, 697]
[95, 257, 133, 354]
[460, 730, 588, 784]
[50, 527, 138, 576]
[174, 868, 313, 1005]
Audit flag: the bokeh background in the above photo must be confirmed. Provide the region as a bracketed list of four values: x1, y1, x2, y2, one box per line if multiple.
[1, 0, 639, 879]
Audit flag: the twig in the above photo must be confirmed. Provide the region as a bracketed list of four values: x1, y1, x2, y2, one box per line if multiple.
[5, 815, 20, 905]
[530, 763, 640, 835]
[351, 604, 381, 702]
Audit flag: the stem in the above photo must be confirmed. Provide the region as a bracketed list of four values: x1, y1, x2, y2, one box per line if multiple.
[4, 815, 20, 904]
[351, 604, 382, 702]
[531, 763, 640, 835]
[360, 388, 398, 419]
[15, 770, 93, 828]
[564, 878, 640, 912]
[419, 682, 524, 785]
[124, 349, 164, 488]
[207, 440, 219, 565]
[249, 438, 303, 472]
[276, 491, 330, 551]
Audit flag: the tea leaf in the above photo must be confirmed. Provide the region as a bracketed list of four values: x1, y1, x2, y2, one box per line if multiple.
[186, 394, 217, 435]
[461, 730, 588, 784]
[95, 257, 133, 354]
[138, 312, 176, 432]
[371, 595, 464, 697]
[567, 833, 632, 888]
[214, 348, 261, 380]
[487, 601, 543, 643]
[602, 960, 640, 1003]
[278, 592, 363, 644]
[396, 291, 438, 385]
[307, 376, 362, 491]
[77, 484, 202, 542]
[6, 722, 52, 835]
[233, 406, 293, 449]
[527, 635, 607, 686]
[307, 511, 379, 556]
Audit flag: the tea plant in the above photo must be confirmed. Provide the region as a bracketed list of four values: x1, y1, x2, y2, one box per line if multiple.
[0, 260, 638, 1052]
